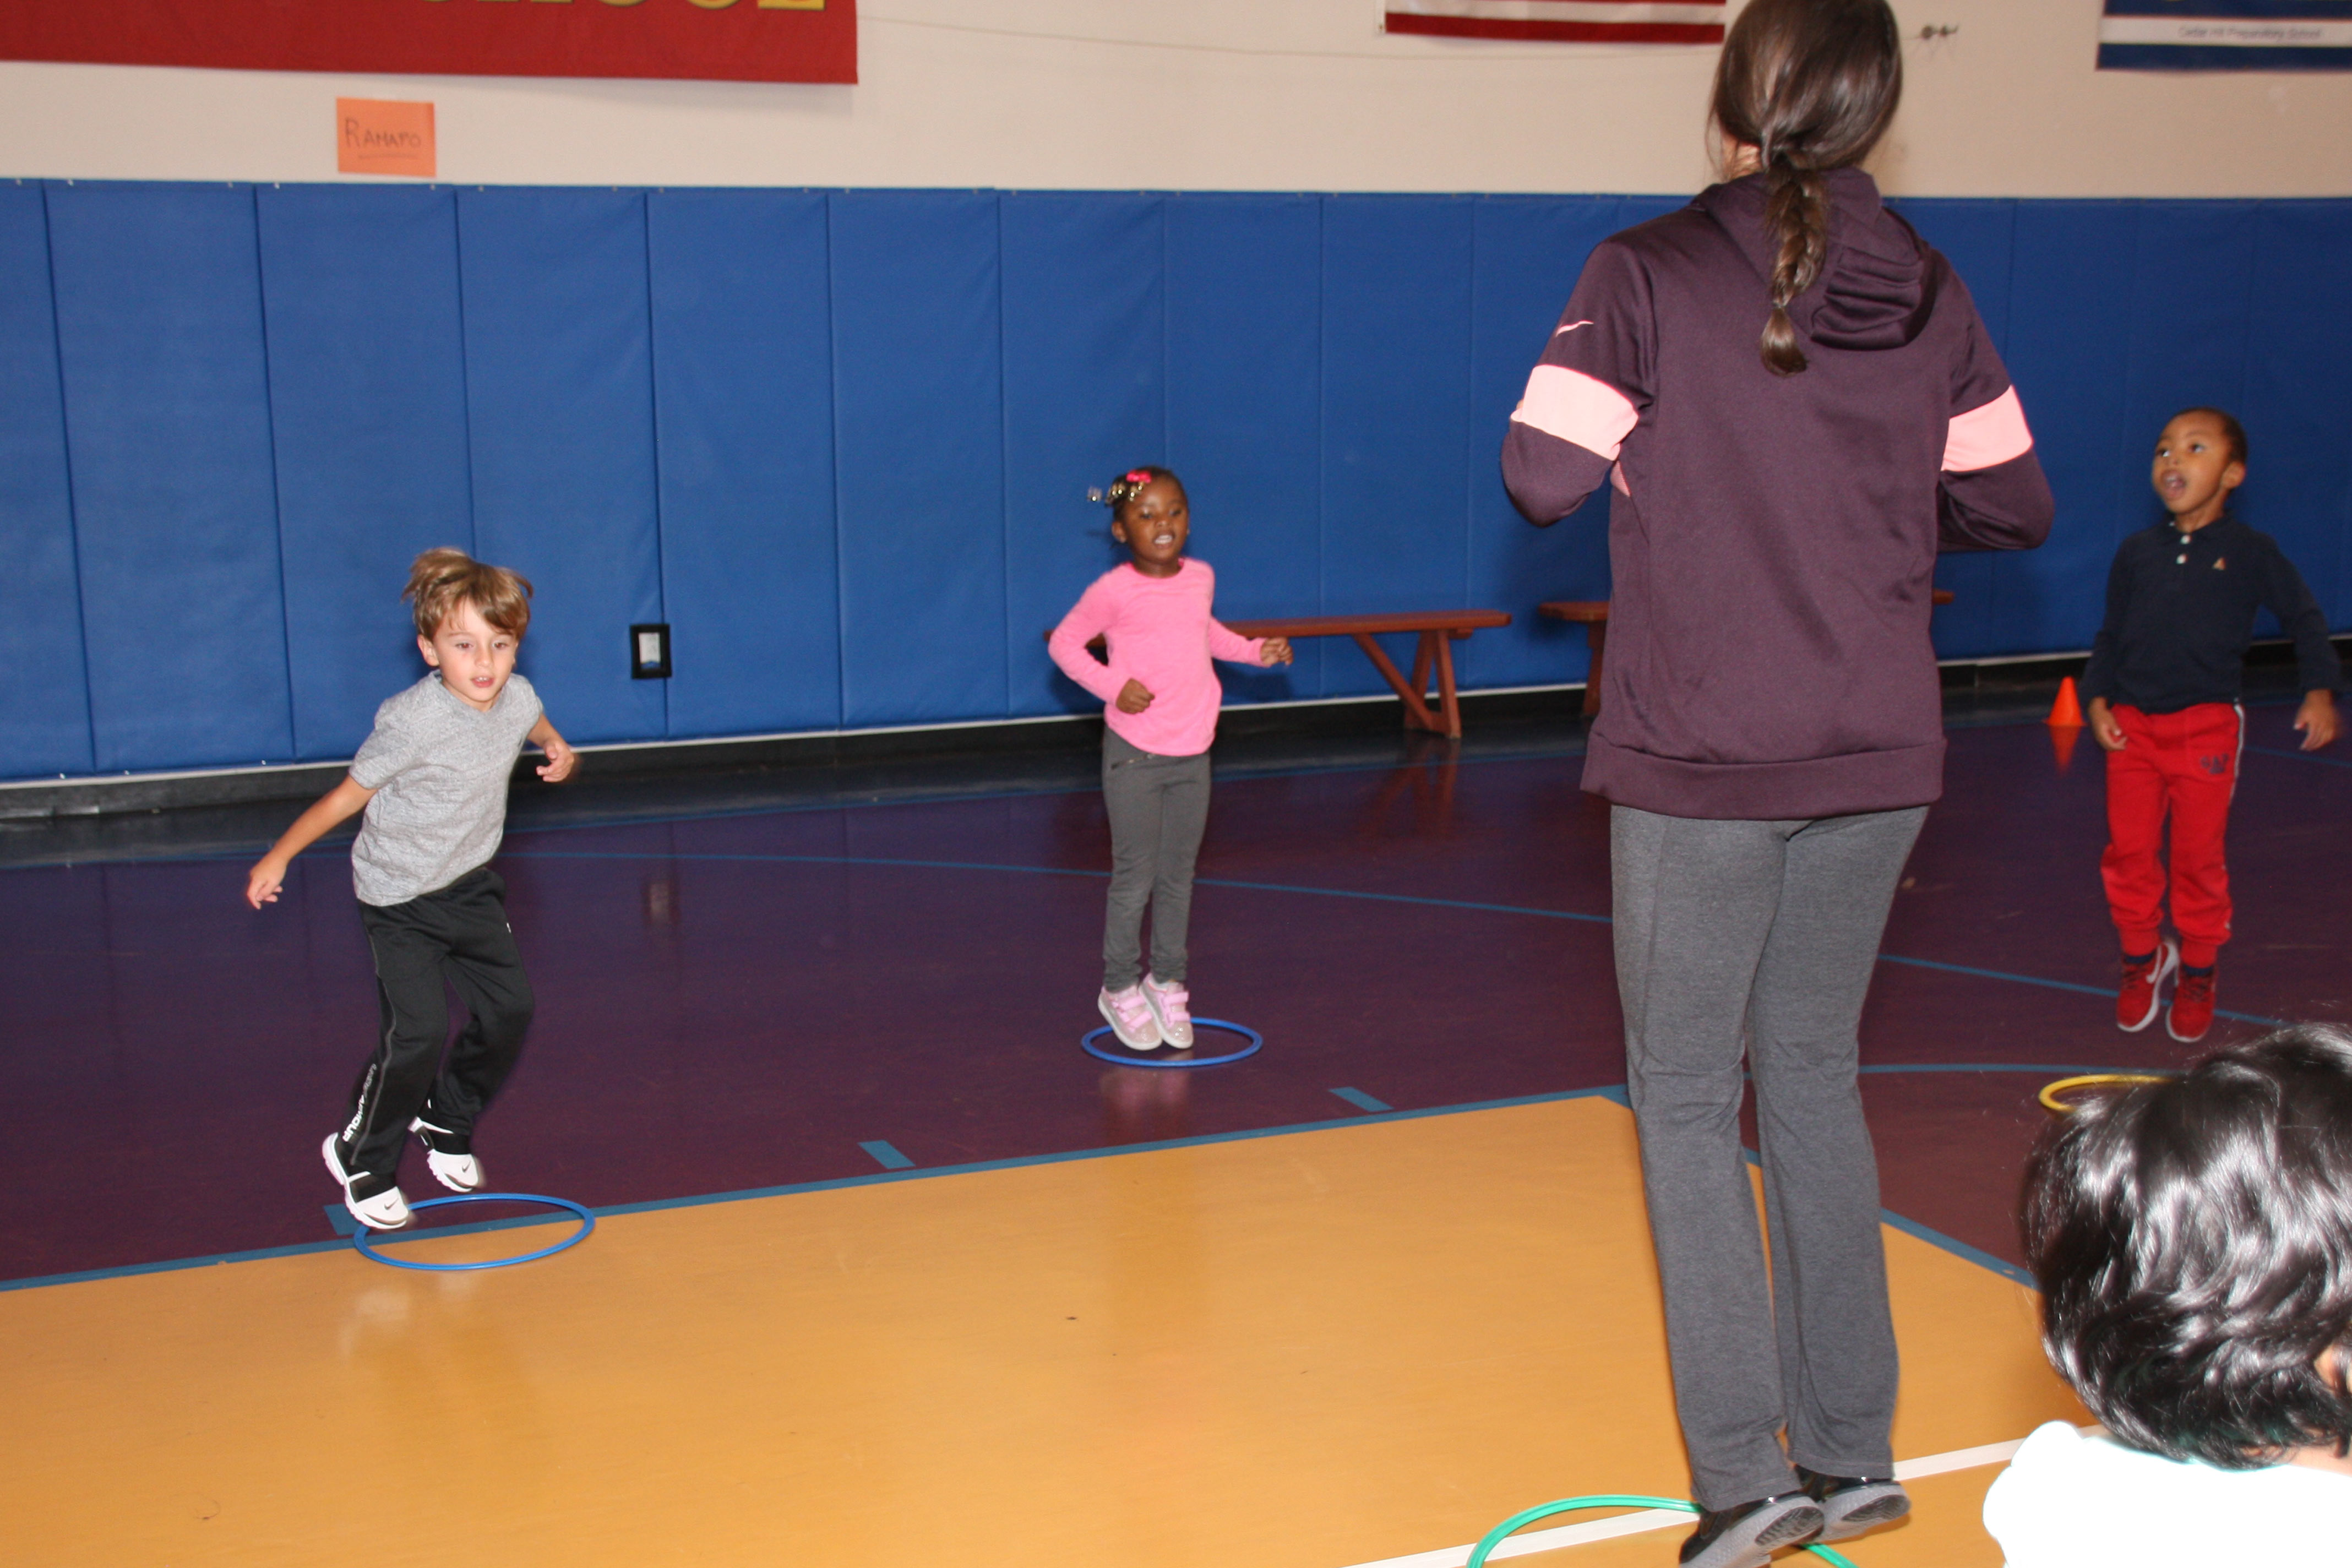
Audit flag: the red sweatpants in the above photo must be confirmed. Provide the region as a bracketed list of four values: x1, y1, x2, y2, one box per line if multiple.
[2100, 703, 2241, 968]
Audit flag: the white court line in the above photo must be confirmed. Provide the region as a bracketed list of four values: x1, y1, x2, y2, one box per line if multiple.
[1332, 1429, 2092, 1568]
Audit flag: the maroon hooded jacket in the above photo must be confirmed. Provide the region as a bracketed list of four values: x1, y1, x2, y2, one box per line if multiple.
[1502, 168, 2054, 820]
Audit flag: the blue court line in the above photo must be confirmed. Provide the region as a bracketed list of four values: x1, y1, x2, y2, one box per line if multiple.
[499, 848, 2284, 1021]
[2, 1072, 2097, 1297]
[860, 1140, 915, 1170]
[1738, 1145, 2037, 1287]
[1872, 952, 2285, 1026]
[0, 1086, 1627, 1295]
[1329, 1087, 1391, 1113]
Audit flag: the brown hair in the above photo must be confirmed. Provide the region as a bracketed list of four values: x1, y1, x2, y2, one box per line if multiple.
[404, 548, 533, 641]
[1711, 0, 1904, 376]
[2170, 406, 2249, 470]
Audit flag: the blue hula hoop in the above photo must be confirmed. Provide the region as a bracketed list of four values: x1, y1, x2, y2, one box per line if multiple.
[1082, 1018, 1262, 1069]
[351, 1191, 597, 1272]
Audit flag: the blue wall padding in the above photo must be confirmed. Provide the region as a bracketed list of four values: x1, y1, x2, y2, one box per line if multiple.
[1001, 193, 1168, 717]
[1320, 197, 1477, 699]
[0, 185, 91, 776]
[255, 185, 476, 760]
[456, 189, 667, 745]
[647, 189, 841, 738]
[6, 182, 2352, 780]
[1467, 197, 1629, 691]
[829, 192, 1008, 727]
[1167, 195, 1326, 704]
[1991, 203, 2157, 668]
[45, 182, 295, 772]
[2245, 203, 2352, 627]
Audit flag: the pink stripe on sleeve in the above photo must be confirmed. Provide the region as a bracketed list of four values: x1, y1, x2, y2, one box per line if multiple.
[1943, 386, 2033, 473]
[1510, 364, 1638, 462]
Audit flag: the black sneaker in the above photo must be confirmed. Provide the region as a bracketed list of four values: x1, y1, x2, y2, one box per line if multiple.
[1796, 1467, 1910, 1541]
[1676, 1493, 1823, 1568]
[410, 1115, 483, 1193]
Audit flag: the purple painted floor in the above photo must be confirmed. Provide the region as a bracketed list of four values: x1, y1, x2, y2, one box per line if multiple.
[6, 706, 2346, 1284]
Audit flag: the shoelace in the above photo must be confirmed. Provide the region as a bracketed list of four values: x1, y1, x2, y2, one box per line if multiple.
[1148, 983, 1191, 1025]
[1108, 989, 1156, 1030]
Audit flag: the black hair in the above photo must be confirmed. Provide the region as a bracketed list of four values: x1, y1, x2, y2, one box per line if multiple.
[2021, 1025, 2352, 1468]
[1093, 465, 1184, 526]
[2169, 406, 2249, 470]
[1710, 0, 1904, 377]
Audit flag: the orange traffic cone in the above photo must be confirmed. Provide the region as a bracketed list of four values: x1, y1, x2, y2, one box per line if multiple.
[2048, 676, 2084, 728]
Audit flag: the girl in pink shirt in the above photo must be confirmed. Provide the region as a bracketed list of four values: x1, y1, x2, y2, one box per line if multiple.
[1049, 467, 1292, 1051]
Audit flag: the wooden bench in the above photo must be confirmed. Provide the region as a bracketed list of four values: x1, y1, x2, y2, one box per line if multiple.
[1541, 591, 1955, 717]
[1055, 608, 1512, 739]
[1224, 611, 1512, 740]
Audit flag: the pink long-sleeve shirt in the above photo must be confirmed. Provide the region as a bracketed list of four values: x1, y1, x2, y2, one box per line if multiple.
[1048, 558, 1265, 758]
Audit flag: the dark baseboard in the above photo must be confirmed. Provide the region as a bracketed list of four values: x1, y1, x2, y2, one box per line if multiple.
[7, 633, 2343, 822]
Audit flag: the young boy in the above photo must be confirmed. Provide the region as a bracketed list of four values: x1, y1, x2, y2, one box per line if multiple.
[1985, 1026, 2352, 1564]
[2083, 408, 2339, 1044]
[246, 549, 574, 1230]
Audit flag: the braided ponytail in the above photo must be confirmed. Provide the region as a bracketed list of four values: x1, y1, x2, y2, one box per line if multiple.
[1710, 0, 1903, 377]
[1760, 156, 1831, 375]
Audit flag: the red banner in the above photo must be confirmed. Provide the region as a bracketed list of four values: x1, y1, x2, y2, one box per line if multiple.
[0, 0, 856, 85]
[1384, 2, 1724, 46]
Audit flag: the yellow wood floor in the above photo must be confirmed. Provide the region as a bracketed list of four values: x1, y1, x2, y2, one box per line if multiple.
[2, 1095, 2082, 1566]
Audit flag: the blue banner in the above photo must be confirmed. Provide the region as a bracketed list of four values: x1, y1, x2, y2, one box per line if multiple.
[2101, 1, 2352, 70]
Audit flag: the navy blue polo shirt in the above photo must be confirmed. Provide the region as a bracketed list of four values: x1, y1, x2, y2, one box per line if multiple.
[2081, 514, 2340, 715]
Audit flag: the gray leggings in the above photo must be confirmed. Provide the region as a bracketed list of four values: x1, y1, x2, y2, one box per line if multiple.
[1610, 802, 1927, 1510]
[1101, 729, 1212, 990]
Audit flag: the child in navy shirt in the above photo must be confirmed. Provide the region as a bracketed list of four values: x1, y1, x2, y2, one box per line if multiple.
[2083, 408, 2338, 1043]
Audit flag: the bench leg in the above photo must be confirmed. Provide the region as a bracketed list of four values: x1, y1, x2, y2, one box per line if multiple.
[1582, 623, 1608, 718]
[1350, 632, 1442, 736]
[1432, 630, 1462, 740]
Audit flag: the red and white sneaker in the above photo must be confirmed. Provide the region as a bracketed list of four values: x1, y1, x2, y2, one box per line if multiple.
[1141, 975, 1194, 1050]
[1098, 985, 1162, 1050]
[2168, 967, 2218, 1044]
[2116, 939, 2177, 1032]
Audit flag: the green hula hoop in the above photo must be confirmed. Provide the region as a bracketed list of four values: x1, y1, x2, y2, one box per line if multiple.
[1464, 1495, 1860, 1568]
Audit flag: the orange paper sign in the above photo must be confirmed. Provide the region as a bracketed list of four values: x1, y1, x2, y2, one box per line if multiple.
[336, 98, 435, 179]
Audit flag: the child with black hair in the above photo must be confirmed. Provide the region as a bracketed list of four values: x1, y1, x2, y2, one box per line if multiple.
[1985, 1025, 2352, 1562]
[1048, 467, 1291, 1052]
[2086, 407, 2339, 1044]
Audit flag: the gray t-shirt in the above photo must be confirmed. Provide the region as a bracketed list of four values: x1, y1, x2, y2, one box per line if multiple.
[349, 673, 542, 907]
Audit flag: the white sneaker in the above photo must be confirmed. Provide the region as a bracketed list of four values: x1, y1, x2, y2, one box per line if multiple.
[1141, 976, 1194, 1050]
[1098, 985, 1163, 1049]
[322, 1133, 411, 1231]
[410, 1117, 483, 1193]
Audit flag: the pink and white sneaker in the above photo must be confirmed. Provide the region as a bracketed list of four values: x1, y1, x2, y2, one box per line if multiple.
[1141, 976, 1194, 1050]
[1098, 985, 1163, 1050]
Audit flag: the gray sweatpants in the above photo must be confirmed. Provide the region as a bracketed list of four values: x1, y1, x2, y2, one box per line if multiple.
[1101, 729, 1212, 991]
[1610, 803, 1926, 1510]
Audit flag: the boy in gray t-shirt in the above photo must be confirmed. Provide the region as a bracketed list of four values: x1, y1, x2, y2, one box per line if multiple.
[247, 549, 574, 1232]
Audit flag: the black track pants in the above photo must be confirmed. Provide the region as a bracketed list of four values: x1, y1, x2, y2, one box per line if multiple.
[339, 868, 535, 1189]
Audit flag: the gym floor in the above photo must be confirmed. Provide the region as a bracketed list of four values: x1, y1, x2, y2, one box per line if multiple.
[4, 685, 2343, 1565]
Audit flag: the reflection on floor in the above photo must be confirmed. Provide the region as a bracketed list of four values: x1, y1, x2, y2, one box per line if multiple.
[2, 1096, 2085, 1568]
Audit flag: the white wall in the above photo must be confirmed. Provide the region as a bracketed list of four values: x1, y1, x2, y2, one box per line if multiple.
[2, 0, 2349, 197]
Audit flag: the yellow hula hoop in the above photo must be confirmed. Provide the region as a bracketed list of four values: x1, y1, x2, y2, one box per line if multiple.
[2039, 1072, 2171, 1114]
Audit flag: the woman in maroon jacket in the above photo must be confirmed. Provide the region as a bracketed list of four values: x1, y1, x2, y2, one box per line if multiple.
[1501, 4, 2052, 1565]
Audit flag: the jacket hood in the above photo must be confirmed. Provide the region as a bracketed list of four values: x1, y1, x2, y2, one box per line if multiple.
[1697, 167, 1935, 352]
